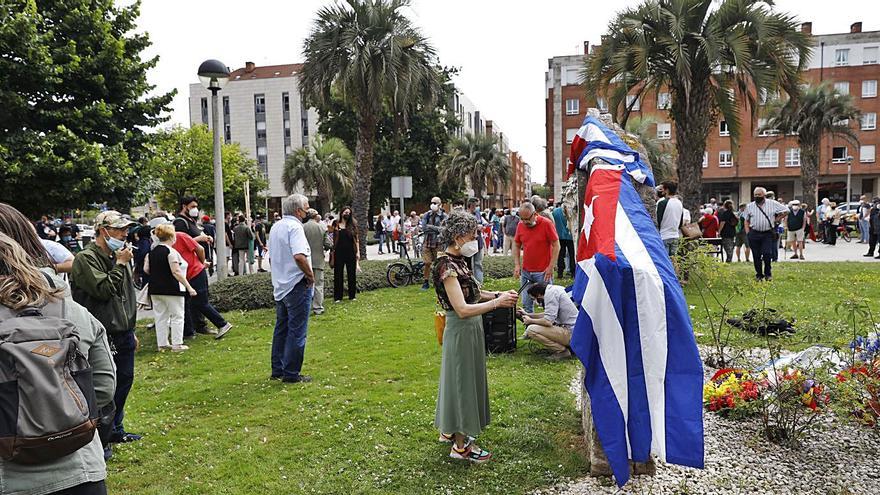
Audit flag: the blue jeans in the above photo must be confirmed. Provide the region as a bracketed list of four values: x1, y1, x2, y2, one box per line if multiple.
[378, 231, 386, 253]
[271, 279, 313, 379]
[472, 247, 484, 284]
[860, 219, 870, 243]
[520, 269, 551, 313]
[109, 330, 136, 435]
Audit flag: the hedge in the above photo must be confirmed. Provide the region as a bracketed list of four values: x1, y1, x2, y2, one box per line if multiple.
[208, 255, 518, 312]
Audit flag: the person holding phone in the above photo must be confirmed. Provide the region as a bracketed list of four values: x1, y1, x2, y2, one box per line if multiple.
[70, 210, 143, 446]
[433, 211, 518, 464]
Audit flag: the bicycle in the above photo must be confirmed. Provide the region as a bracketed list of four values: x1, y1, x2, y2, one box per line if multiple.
[386, 234, 425, 288]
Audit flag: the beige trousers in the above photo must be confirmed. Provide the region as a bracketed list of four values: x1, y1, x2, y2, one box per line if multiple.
[524, 323, 572, 353]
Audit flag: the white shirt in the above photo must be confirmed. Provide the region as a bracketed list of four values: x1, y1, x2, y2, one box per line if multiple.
[658, 196, 684, 240]
[540, 285, 579, 328]
[40, 239, 74, 264]
[268, 215, 311, 301]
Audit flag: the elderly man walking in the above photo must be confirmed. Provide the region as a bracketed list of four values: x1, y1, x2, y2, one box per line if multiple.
[743, 187, 788, 281]
[513, 201, 560, 313]
[269, 194, 315, 383]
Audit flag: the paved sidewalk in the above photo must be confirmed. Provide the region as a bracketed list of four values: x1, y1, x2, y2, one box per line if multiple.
[776, 238, 879, 262]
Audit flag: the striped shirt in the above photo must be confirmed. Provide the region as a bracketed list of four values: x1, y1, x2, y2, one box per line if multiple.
[743, 199, 787, 232]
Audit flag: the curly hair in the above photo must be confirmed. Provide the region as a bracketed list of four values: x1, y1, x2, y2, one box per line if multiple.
[439, 210, 478, 247]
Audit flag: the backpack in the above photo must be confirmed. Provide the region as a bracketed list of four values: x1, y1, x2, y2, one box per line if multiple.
[0, 287, 99, 465]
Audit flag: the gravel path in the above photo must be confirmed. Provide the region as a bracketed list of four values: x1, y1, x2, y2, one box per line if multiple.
[540, 357, 880, 495]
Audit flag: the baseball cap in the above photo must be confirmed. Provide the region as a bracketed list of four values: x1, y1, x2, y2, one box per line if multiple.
[94, 211, 136, 230]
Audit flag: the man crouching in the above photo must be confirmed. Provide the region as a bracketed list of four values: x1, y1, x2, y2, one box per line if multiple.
[518, 282, 577, 360]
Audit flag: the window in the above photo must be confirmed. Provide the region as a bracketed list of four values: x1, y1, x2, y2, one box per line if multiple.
[565, 128, 578, 144]
[719, 120, 730, 136]
[222, 96, 230, 116]
[832, 146, 848, 163]
[834, 81, 850, 95]
[719, 151, 733, 168]
[864, 47, 879, 65]
[863, 80, 878, 98]
[284, 145, 292, 156]
[221, 96, 230, 144]
[702, 152, 708, 168]
[257, 146, 267, 157]
[224, 124, 231, 144]
[757, 149, 779, 168]
[283, 125, 291, 139]
[564, 67, 580, 86]
[565, 98, 580, 115]
[596, 97, 608, 112]
[657, 92, 671, 109]
[200, 97, 208, 125]
[832, 117, 850, 127]
[282, 92, 290, 112]
[757, 118, 779, 136]
[625, 94, 640, 111]
[785, 148, 801, 167]
[862, 112, 877, 130]
[656, 122, 671, 140]
[835, 48, 849, 66]
[254, 94, 266, 114]
[861, 145, 876, 163]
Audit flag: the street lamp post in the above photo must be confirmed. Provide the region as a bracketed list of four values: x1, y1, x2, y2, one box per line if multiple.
[198, 59, 231, 280]
[846, 155, 854, 209]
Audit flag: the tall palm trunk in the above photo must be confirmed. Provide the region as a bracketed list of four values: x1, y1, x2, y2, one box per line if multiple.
[353, 114, 377, 259]
[316, 184, 332, 216]
[672, 81, 713, 214]
[800, 141, 820, 209]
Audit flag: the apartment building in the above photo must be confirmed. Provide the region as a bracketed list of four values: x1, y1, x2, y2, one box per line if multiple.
[188, 62, 318, 209]
[546, 23, 880, 206]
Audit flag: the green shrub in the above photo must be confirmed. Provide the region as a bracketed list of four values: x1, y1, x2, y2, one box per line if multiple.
[210, 259, 390, 312]
[209, 255, 519, 312]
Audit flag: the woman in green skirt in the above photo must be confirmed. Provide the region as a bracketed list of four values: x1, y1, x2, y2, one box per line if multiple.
[432, 211, 518, 463]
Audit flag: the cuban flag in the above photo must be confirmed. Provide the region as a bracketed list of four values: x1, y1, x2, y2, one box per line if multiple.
[568, 117, 704, 487]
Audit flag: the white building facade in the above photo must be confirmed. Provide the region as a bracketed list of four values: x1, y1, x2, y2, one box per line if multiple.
[188, 62, 319, 203]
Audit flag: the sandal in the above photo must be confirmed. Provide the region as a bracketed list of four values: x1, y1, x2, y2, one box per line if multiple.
[449, 439, 491, 464]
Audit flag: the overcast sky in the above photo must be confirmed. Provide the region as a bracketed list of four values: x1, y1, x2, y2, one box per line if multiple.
[137, 0, 879, 183]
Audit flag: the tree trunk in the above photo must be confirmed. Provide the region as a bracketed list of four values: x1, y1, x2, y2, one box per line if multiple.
[672, 82, 713, 215]
[800, 142, 820, 209]
[353, 115, 377, 260]
[316, 183, 332, 216]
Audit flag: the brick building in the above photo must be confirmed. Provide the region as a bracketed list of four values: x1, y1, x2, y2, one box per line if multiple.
[546, 22, 880, 207]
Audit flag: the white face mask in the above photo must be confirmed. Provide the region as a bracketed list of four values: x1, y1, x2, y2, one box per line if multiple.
[430, 203, 439, 212]
[189, 207, 200, 218]
[791, 206, 800, 212]
[458, 240, 480, 257]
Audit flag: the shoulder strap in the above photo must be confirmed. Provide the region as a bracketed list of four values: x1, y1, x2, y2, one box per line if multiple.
[756, 203, 774, 227]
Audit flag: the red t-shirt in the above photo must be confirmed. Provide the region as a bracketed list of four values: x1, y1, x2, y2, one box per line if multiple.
[173, 232, 205, 280]
[700, 214, 719, 238]
[514, 215, 559, 272]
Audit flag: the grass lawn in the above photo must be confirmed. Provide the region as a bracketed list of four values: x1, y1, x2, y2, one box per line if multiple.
[108, 261, 879, 494]
[109, 278, 586, 495]
[683, 262, 880, 352]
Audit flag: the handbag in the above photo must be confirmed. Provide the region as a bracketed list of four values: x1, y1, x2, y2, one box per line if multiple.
[136, 283, 152, 310]
[681, 222, 702, 240]
[434, 310, 446, 346]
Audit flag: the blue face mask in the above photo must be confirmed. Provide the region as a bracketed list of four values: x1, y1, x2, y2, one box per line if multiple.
[61, 235, 72, 242]
[106, 236, 125, 251]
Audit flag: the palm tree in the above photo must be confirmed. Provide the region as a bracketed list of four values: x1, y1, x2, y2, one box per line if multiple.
[763, 83, 860, 207]
[282, 136, 354, 214]
[300, 0, 441, 258]
[625, 116, 675, 183]
[439, 133, 511, 200]
[584, 0, 811, 212]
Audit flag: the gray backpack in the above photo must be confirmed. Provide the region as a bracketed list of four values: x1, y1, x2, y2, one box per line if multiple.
[0, 293, 99, 464]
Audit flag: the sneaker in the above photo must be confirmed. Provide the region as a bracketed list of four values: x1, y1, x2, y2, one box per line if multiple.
[215, 323, 233, 340]
[171, 345, 190, 352]
[421, 281, 430, 290]
[790, 255, 799, 260]
[449, 441, 491, 464]
[282, 375, 312, 384]
[196, 327, 218, 335]
[439, 433, 474, 444]
[109, 431, 142, 444]
[103, 445, 113, 461]
[864, 253, 875, 257]
[799, 255, 804, 260]
[158, 345, 172, 352]
[334, 300, 342, 303]
[269, 375, 282, 381]
[548, 350, 572, 361]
